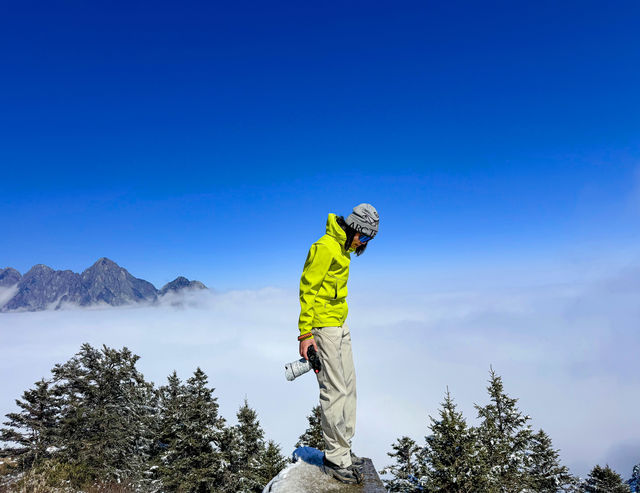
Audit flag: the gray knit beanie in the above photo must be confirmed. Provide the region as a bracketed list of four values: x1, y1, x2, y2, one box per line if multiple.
[346, 203, 379, 238]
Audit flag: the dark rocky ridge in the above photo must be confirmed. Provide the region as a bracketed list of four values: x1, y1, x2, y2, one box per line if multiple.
[0, 258, 207, 312]
[4, 265, 85, 311]
[0, 267, 22, 287]
[80, 258, 158, 307]
[159, 276, 207, 295]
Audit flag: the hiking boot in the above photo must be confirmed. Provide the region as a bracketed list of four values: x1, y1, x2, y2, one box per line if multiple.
[350, 450, 365, 467]
[323, 455, 363, 484]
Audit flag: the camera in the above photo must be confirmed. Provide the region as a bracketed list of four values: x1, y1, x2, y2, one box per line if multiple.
[285, 345, 322, 381]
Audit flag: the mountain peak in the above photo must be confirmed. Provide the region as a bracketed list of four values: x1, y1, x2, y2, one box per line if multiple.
[80, 258, 156, 306]
[159, 277, 207, 296]
[88, 257, 121, 270]
[25, 264, 54, 275]
[81, 258, 128, 278]
[0, 267, 22, 287]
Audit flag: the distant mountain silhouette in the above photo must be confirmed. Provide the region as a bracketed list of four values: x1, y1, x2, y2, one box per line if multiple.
[0, 267, 22, 287]
[0, 258, 207, 312]
[159, 276, 207, 295]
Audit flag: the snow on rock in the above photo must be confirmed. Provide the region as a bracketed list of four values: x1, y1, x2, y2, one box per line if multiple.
[263, 447, 385, 493]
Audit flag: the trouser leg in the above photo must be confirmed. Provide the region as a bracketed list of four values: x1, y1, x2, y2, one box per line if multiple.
[341, 323, 357, 448]
[312, 324, 357, 469]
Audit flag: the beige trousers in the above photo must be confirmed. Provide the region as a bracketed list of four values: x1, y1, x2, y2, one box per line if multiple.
[311, 323, 356, 468]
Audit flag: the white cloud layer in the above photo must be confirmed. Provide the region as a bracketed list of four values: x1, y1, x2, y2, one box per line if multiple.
[0, 271, 638, 481]
[0, 286, 18, 310]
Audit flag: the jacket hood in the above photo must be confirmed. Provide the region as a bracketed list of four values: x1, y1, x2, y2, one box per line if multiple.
[326, 213, 354, 252]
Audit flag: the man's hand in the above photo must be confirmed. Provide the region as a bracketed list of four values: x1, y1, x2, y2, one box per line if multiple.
[299, 338, 318, 360]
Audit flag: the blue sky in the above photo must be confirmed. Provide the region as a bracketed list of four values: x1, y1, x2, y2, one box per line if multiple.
[1, 1, 639, 290]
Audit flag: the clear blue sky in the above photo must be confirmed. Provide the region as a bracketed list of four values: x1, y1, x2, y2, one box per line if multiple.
[1, 1, 639, 290]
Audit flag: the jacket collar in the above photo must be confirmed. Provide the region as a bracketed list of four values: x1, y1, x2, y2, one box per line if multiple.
[325, 213, 354, 253]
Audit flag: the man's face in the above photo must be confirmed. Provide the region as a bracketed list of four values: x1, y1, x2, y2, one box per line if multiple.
[350, 233, 364, 249]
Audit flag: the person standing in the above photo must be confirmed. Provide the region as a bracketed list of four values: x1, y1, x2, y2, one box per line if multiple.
[297, 203, 380, 484]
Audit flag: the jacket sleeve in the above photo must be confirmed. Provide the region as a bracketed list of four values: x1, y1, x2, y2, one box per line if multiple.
[298, 242, 333, 337]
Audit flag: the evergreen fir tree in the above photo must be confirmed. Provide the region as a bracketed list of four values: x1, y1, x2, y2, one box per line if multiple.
[0, 378, 60, 471]
[218, 423, 241, 490]
[526, 429, 577, 492]
[50, 343, 156, 486]
[1, 345, 286, 492]
[160, 367, 227, 492]
[295, 405, 324, 450]
[581, 464, 630, 493]
[380, 436, 423, 492]
[629, 464, 640, 493]
[421, 388, 477, 492]
[225, 399, 266, 493]
[236, 399, 265, 468]
[156, 371, 185, 452]
[257, 440, 288, 487]
[474, 367, 533, 493]
[154, 369, 186, 482]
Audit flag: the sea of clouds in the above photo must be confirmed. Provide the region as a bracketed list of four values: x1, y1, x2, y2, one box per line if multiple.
[1, 267, 639, 480]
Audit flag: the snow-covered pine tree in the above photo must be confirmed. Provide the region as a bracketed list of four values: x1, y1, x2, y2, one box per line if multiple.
[581, 464, 631, 492]
[160, 367, 227, 492]
[218, 422, 241, 490]
[257, 440, 288, 486]
[526, 429, 577, 492]
[295, 405, 324, 450]
[236, 399, 265, 469]
[0, 378, 59, 472]
[380, 436, 424, 492]
[629, 464, 640, 493]
[50, 343, 156, 487]
[474, 367, 534, 493]
[421, 388, 477, 492]
[154, 370, 186, 480]
[225, 399, 266, 493]
[156, 371, 184, 446]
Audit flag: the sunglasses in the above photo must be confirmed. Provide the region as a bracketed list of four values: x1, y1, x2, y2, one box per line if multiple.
[358, 233, 374, 243]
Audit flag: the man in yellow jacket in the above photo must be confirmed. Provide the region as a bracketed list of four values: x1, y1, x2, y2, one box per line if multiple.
[298, 203, 380, 485]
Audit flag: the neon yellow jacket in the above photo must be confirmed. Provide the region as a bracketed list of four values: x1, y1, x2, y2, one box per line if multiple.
[298, 213, 353, 338]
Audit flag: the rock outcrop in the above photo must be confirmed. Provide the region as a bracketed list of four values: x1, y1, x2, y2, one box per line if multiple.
[263, 447, 385, 493]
